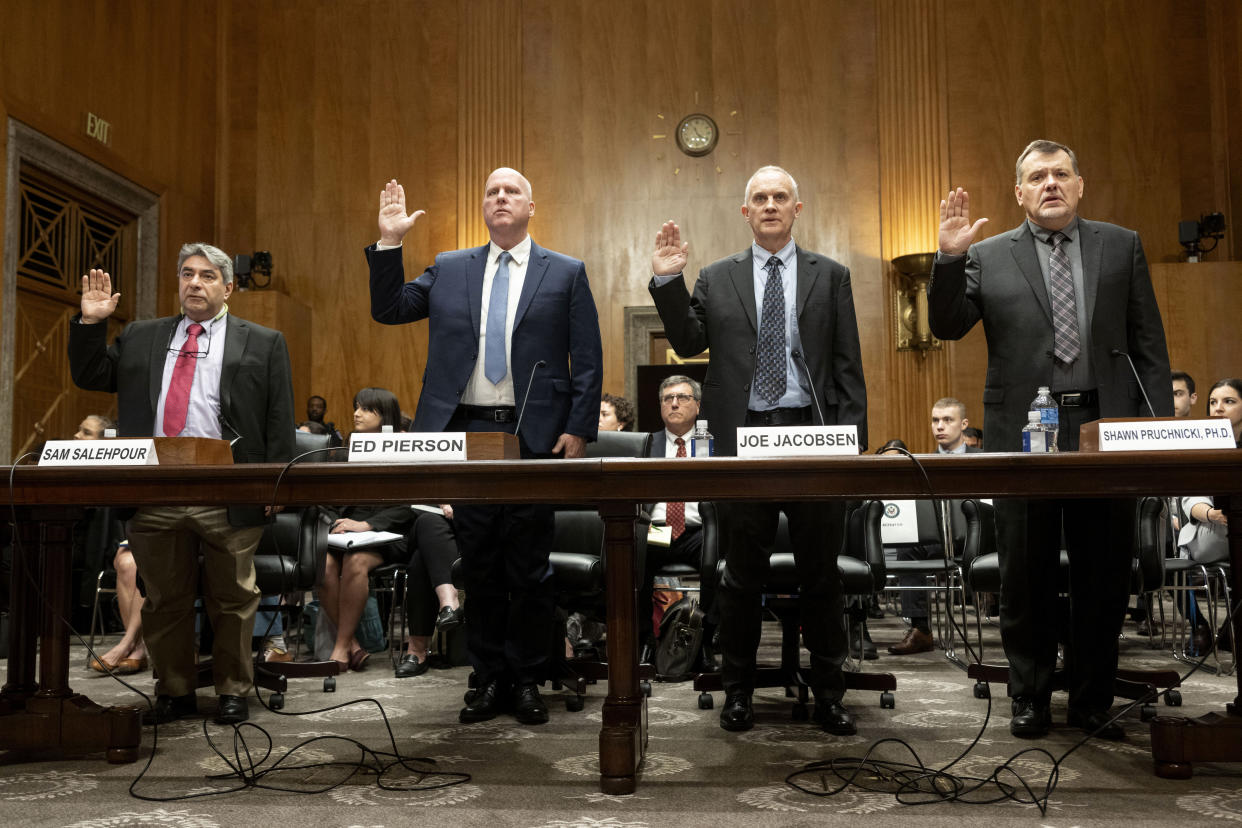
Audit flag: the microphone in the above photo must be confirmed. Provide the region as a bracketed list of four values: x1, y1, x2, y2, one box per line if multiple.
[514, 360, 548, 439]
[218, 413, 244, 447]
[790, 350, 825, 426]
[1110, 349, 1156, 417]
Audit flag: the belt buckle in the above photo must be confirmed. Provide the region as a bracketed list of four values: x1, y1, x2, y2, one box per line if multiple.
[1060, 392, 1084, 407]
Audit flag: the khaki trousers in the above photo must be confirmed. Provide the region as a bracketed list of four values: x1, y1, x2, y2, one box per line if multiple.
[126, 506, 263, 698]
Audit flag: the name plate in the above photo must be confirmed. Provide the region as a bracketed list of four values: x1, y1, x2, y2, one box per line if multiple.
[736, 425, 860, 457]
[1094, 419, 1234, 452]
[349, 432, 467, 462]
[880, 500, 918, 545]
[39, 439, 159, 466]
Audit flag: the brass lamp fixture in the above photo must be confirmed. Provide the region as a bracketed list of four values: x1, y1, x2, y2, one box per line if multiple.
[892, 252, 941, 353]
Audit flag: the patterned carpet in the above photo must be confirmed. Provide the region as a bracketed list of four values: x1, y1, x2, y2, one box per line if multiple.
[2, 606, 1240, 827]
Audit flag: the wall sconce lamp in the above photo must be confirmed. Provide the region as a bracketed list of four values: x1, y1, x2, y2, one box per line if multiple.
[892, 253, 941, 353]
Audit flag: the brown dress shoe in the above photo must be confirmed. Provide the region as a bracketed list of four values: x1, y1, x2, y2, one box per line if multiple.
[887, 627, 934, 655]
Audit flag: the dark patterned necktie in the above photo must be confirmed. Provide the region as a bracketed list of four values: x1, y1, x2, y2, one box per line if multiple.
[666, 438, 686, 539]
[755, 255, 787, 404]
[1048, 232, 1080, 363]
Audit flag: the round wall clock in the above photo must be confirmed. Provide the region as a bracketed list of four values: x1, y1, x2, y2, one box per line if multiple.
[675, 113, 718, 157]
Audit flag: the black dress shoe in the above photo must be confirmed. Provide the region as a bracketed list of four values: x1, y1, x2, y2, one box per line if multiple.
[1009, 697, 1051, 738]
[215, 694, 249, 725]
[513, 683, 549, 725]
[460, 678, 503, 723]
[394, 653, 430, 678]
[814, 700, 857, 735]
[1067, 708, 1125, 741]
[435, 606, 464, 631]
[719, 692, 754, 732]
[146, 693, 198, 725]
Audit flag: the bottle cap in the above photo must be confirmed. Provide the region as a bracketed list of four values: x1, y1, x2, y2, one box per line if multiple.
[1028, 411, 1041, 423]
[1037, 386, 1051, 394]
[104, 428, 117, 438]
[696, 419, 708, 430]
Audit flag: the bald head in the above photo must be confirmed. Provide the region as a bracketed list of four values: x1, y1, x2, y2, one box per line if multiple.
[482, 167, 535, 248]
[486, 167, 532, 200]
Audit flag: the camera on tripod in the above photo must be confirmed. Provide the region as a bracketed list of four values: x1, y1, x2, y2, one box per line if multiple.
[1178, 212, 1226, 262]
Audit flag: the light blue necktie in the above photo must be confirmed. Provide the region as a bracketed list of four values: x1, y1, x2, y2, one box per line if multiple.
[485, 251, 511, 384]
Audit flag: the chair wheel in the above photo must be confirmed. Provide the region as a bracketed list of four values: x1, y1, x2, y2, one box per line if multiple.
[565, 694, 584, 712]
[973, 681, 990, 699]
[641, 680, 652, 697]
[1141, 704, 1157, 722]
[463, 688, 477, 704]
[270, 693, 285, 710]
[698, 692, 714, 710]
[323, 676, 336, 693]
[792, 702, 809, 721]
[880, 691, 895, 709]
[1165, 689, 1182, 707]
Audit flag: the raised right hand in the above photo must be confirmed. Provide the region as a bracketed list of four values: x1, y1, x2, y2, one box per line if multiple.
[80, 269, 120, 323]
[939, 188, 989, 255]
[378, 179, 426, 246]
[652, 220, 689, 277]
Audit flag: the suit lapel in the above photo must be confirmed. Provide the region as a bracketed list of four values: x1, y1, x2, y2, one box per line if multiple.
[515, 242, 550, 328]
[148, 316, 180, 414]
[1008, 224, 1052, 324]
[220, 315, 248, 416]
[467, 244, 488, 339]
[795, 246, 819, 321]
[1077, 218, 1102, 326]
[727, 251, 757, 332]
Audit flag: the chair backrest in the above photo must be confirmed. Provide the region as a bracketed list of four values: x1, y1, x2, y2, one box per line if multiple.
[253, 506, 328, 594]
[588, 430, 652, 458]
[958, 498, 996, 573]
[1132, 495, 1168, 594]
[294, 430, 332, 456]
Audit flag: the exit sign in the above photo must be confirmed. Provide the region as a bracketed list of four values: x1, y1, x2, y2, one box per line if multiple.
[86, 112, 111, 146]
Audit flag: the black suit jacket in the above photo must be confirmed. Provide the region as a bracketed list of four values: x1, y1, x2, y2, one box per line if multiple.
[68, 313, 296, 526]
[649, 246, 868, 456]
[927, 218, 1172, 451]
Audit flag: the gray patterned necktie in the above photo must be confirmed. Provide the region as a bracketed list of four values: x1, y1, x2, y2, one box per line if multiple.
[1048, 232, 1080, 363]
[485, 251, 511, 384]
[755, 255, 787, 405]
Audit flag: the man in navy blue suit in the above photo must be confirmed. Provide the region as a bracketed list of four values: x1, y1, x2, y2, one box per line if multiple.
[365, 168, 603, 724]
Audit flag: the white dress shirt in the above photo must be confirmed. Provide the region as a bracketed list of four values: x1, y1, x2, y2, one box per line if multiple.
[154, 310, 227, 439]
[649, 428, 701, 528]
[463, 236, 531, 406]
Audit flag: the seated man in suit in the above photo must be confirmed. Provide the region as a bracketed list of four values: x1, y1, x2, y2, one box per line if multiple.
[889, 397, 980, 655]
[639, 375, 716, 671]
[69, 243, 295, 725]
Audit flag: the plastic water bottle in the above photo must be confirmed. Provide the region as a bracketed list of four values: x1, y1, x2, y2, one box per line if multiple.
[690, 420, 714, 458]
[1021, 411, 1048, 453]
[1030, 386, 1059, 452]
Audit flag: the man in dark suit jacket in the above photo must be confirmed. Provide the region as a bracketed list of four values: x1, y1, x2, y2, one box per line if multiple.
[928, 140, 1173, 740]
[366, 168, 602, 725]
[649, 165, 868, 735]
[69, 242, 295, 725]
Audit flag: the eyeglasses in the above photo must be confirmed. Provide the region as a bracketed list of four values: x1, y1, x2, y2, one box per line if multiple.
[166, 319, 217, 359]
[660, 393, 696, 405]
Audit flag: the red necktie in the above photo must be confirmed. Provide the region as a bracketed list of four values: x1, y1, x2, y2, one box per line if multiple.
[162, 322, 204, 437]
[666, 437, 686, 539]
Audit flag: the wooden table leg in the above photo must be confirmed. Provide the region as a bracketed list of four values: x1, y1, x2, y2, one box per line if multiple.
[1149, 494, 1242, 777]
[598, 502, 645, 794]
[0, 509, 141, 763]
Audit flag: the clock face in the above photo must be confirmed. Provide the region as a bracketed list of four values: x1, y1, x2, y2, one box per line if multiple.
[676, 113, 718, 157]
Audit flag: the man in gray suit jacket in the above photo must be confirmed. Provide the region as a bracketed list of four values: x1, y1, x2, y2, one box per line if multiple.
[928, 140, 1172, 740]
[649, 166, 867, 735]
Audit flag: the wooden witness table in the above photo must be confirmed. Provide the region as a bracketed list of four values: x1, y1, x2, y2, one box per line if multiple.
[4, 450, 1242, 790]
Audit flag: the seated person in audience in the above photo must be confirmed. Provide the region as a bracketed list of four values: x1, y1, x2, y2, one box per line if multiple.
[1177, 377, 1242, 653]
[395, 506, 463, 678]
[598, 392, 635, 432]
[297, 420, 330, 435]
[639, 375, 716, 670]
[320, 387, 416, 671]
[889, 399, 980, 656]
[961, 426, 983, 449]
[1172, 370, 1198, 419]
[306, 394, 344, 446]
[71, 415, 146, 675]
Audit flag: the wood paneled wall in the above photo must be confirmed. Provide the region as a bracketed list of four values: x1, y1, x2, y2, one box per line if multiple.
[7, 1, 1242, 454]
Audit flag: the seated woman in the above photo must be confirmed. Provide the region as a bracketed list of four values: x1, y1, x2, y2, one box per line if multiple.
[1177, 378, 1242, 653]
[598, 393, 635, 432]
[394, 506, 463, 677]
[319, 387, 415, 671]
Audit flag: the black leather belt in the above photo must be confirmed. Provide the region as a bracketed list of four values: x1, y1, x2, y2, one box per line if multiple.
[1052, 389, 1097, 408]
[457, 404, 517, 423]
[745, 406, 813, 427]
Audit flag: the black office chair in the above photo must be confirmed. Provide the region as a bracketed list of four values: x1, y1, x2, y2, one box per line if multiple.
[692, 500, 896, 718]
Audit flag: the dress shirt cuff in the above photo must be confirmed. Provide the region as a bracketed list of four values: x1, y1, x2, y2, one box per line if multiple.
[934, 251, 965, 263]
[375, 241, 402, 251]
[652, 272, 681, 286]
